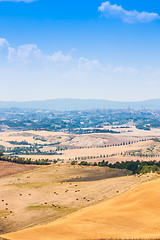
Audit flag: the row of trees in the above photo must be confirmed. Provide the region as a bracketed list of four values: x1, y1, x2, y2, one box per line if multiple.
[75, 160, 160, 175]
[0, 153, 51, 165]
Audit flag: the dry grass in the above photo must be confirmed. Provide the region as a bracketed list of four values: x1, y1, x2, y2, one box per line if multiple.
[18, 140, 160, 163]
[0, 164, 157, 236]
[1, 128, 160, 163]
[2, 177, 160, 240]
[1, 128, 160, 240]
[1, 127, 160, 153]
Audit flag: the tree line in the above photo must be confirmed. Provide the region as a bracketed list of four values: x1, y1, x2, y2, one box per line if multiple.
[72, 159, 160, 175]
[0, 152, 51, 165]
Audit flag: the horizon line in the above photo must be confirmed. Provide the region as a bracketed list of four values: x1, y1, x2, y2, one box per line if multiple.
[0, 97, 160, 103]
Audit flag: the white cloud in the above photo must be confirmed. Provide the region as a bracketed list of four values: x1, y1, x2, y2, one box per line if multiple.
[1, 37, 159, 102]
[0, 38, 9, 48]
[78, 57, 100, 70]
[8, 44, 42, 61]
[98, 1, 160, 23]
[47, 51, 72, 62]
[7, 43, 72, 63]
[0, 0, 36, 2]
[105, 64, 139, 75]
[127, 67, 139, 73]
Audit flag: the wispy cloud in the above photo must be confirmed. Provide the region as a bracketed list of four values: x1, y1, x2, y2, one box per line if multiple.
[98, 1, 160, 23]
[1, 37, 160, 101]
[0, 0, 36, 2]
[0, 38, 9, 48]
[78, 57, 100, 70]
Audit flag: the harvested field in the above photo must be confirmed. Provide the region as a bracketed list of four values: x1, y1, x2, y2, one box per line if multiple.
[65, 168, 131, 182]
[60, 139, 160, 161]
[0, 161, 39, 178]
[1, 127, 160, 154]
[2, 177, 160, 240]
[0, 128, 160, 164]
[19, 139, 160, 163]
[0, 164, 157, 236]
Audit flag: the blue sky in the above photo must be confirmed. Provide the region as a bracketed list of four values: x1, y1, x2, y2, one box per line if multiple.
[0, 0, 160, 101]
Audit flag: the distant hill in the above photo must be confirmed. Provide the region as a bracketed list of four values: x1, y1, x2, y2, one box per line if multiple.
[0, 98, 160, 110]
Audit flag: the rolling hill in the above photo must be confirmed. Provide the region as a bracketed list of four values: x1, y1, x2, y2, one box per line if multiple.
[1, 176, 160, 240]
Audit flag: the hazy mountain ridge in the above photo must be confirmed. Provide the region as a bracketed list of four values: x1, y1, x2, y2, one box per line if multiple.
[0, 98, 160, 111]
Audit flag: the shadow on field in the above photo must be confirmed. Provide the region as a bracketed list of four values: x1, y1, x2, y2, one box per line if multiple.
[65, 168, 132, 182]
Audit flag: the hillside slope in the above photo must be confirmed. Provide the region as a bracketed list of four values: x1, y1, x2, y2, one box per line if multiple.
[1, 176, 160, 240]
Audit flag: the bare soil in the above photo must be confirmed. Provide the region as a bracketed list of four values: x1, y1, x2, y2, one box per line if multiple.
[0, 161, 39, 178]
